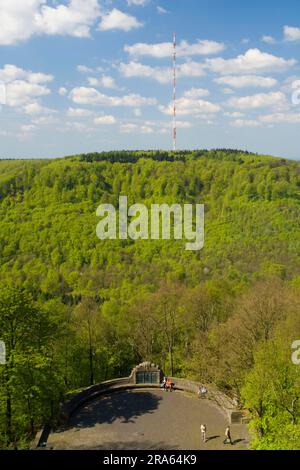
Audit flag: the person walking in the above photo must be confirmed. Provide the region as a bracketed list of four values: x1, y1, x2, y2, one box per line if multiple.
[200, 424, 207, 443]
[224, 426, 233, 445]
[198, 385, 207, 399]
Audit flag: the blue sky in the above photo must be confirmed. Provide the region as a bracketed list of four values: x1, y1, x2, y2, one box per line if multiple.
[0, 0, 300, 159]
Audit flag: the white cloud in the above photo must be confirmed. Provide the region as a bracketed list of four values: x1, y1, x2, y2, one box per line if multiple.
[231, 119, 260, 128]
[94, 115, 116, 125]
[0, 0, 43, 45]
[160, 97, 221, 117]
[124, 39, 225, 58]
[66, 121, 90, 132]
[22, 102, 55, 114]
[259, 112, 300, 124]
[283, 25, 300, 42]
[206, 48, 296, 75]
[224, 111, 244, 118]
[222, 88, 234, 95]
[140, 125, 153, 134]
[36, 0, 100, 38]
[262, 35, 276, 44]
[172, 120, 192, 128]
[133, 108, 142, 117]
[0, 64, 53, 84]
[77, 65, 95, 74]
[59, 87, 68, 96]
[178, 61, 207, 78]
[0, 0, 101, 45]
[119, 61, 170, 83]
[88, 75, 116, 89]
[183, 88, 210, 98]
[6, 80, 50, 107]
[120, 122, 154, 134]
[32, 115, 57, 125]
[0, 65, 53, 111]
[157, 6, 168, 14]
[227, 91, 287, 110]
[69, 86, 157, 107]
[119, 61, 205, 84]
[98, 8, 142, 31]
[127, 0, 148, 5]
[20, 123, 37, 133]
[214, 75, 277, 88]
[67, 107, 93, 117]
[120, 123, 138, 133]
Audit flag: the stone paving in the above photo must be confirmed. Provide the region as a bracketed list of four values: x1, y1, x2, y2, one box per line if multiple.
[47, 389, 250, 450]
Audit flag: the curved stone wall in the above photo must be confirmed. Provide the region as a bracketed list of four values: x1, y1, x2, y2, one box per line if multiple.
[35, 374, 242, 447]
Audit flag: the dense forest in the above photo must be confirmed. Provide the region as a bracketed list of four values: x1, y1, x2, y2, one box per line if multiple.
[0, 149, 300, 449]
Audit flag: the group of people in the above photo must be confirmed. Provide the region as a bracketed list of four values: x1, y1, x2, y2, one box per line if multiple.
[200, 424, 233, 445]
[161, 377, 174, 391]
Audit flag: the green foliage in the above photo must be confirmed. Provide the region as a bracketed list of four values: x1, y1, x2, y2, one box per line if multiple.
[1, 149, 300, 448]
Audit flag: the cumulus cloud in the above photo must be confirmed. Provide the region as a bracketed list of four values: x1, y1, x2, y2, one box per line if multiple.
[231, 119, 260, 127]
[183, 88, 210, 98]
[87, 75, 116, 89]
[22, 102, 55, 115]
[160, 97, 221, 117]
[0, 64, 53, 84]
[94, 115, 117, 125]
[224, 111, 245, 118]
[127, 0, 148, 5]
[206, 48, 296, 74]
[6, 81, 50, 107]
[262, 35, 277, 44]
[98, 8, 142, 31]
[120, 123, 138, 133]
[0, 0, 101, 45]
[0, 64, 53, 111]
[69, 86, 157, 107]
[67, 107, 93, 117]
[214, 75, 277, 88]
[259, 112, 300, 124]
[283, 25, 300, 42]
[20, 124, 37, 133]
[232, 112, 300, 127]
[120, 123, 154, 134]
[58, 87, 68, 96]
[227, 91, 287, 110]
[119, 61, 205, 84]
[124, 39, 225, 58]
[77, 65, 95, 74]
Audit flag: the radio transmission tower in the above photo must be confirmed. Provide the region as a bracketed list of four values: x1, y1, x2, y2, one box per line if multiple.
[172, 32, 177, 152]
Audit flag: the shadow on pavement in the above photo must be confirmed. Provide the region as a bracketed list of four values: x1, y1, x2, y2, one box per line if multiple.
[60, 391, 162, 430]
[205, 435, 220, 442]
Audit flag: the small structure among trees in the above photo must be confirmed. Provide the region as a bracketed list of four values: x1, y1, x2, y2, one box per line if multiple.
[130, 362, 163, 385]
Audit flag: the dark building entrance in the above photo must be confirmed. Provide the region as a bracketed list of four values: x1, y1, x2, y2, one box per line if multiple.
[130, 362, 163, 385]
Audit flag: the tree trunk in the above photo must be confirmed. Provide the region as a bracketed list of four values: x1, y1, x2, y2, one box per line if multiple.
[169, 345, 173, 376]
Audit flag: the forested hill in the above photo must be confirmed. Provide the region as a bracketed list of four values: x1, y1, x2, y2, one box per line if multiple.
[1, 149, 300, 288]
[1, 149, 300, 449]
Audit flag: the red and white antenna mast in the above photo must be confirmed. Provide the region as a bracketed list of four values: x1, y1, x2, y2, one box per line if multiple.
[172, 32, 177, 152]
